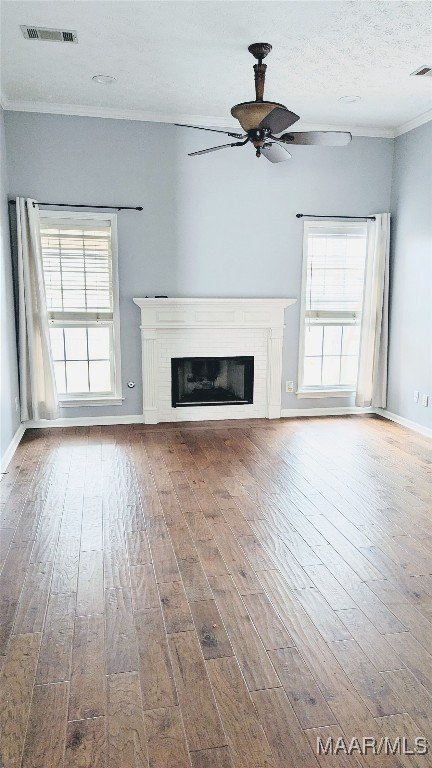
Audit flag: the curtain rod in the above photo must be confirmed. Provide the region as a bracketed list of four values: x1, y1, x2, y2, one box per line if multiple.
[8, 200, 143, 211]
[296, 213, 376, 221]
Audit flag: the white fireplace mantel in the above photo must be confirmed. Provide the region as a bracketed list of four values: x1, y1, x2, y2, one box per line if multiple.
[133, 298, 296, 424]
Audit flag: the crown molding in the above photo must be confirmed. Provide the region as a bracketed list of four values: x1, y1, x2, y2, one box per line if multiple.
[394, 108, 432, 137]
[1, 98, 396, 138]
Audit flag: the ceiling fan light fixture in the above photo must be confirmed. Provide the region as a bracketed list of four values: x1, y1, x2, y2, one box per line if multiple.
[231, 101, 291, 131]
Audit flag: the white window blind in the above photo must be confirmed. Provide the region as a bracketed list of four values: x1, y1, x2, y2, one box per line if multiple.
[305, 224, 367, 317]
[40, 219, 113, 316]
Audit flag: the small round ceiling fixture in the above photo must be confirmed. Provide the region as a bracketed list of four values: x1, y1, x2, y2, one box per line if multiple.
[338, 95, 361, 103]
[92, 74, 116, 85]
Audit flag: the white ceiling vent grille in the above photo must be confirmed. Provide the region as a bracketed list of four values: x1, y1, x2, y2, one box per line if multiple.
[410, 65, 432, 77]
[20, 25, 78, 43]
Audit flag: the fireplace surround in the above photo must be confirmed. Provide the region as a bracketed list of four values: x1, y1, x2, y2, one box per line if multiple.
[133, 298, 296, 424]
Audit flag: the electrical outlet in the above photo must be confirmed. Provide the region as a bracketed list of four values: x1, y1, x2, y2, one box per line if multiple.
[414, 390, 420, 403]
[421, 394, 429, 407]
[286, 381, 294, 393]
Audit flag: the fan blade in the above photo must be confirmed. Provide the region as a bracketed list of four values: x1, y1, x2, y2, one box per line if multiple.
[259, 107, 300, 134]
[261, 143, 292, 163]
[277, 131, 352, 146]
[188, 139, 249, 157]
[175, 123, 245, 139]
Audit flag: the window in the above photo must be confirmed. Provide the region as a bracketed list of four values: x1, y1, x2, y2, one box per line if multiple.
[298, 220, 368, 397]
[39, 211, 122, 405]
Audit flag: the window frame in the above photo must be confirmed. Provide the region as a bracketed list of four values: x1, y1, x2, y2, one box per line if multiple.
[39, 209, 123, 406]
[297, 219, 367, 398]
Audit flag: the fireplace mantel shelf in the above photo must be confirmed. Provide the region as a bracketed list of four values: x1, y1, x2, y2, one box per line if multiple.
[133, 298, 297, 424]
[133, 297, 296, 329]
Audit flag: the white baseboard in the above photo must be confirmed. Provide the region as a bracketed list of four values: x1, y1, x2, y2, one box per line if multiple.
[281, 407, 374, 418]
[23, 407, 431, 441]
[374, 408, 432, 439]
[24, 415, 144, 428]
[1, 424, 25, 472]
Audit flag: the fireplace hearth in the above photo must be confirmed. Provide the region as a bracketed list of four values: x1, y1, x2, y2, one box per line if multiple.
[172, 356, 254, 407]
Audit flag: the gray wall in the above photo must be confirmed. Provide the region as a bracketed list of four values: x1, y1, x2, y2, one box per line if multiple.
[387, 121, 432, 429]
[0, 108, 20, 459]
[4, 111, 394, 418]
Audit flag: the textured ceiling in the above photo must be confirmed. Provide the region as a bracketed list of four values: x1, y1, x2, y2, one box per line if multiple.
[1, 1, 432, 135]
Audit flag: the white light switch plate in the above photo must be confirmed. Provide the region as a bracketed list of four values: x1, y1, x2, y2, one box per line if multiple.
[421, 394, 429, 407]
[414, 390, 420, 403]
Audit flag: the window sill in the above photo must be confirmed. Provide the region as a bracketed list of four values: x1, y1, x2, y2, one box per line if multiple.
[296, 388, 356, 399]
[59, 396, 125, 408]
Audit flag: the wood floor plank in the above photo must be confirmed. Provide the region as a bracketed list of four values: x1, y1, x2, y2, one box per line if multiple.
[104, 545, 129, 589]
[107, 672, 148, 768]
[146, 516, 180, 584]
[190, 746, 234, 768]
[76, 550, 104, 616]
[206, 655, 275, 768]
[135, 607, 177, 710]
[194, 538, 230, 577]
[269, 646, 337, 728]
[168, 630, 226, 751]
[210, 520, 264, 595]
[209, 574, 280, 691]
[69, 615, 105, 720]
[344, 581, 408, 635]
[158, 580, 195, 634]
[12, 561, 53, 634]
[385, 632, 432, 697]
[21, 682, 69, 768]
[177, 554, 214, 603]
[190, 599, 234, 660]
[0, 597, 18, 660]
[127, 530, 152, 565]
[36, 592, 75, 684]
[241, 591, 295, 650]
[80, 497, 103, 551]
[144, 706, 190, 768]
[105, 587, 139, 674]
[336, 607, 405, 672]
[375, 713, 428, 768]
[65, 717, 106, 768]
[328, 638, 404, 717]
[130, 564, 159, 611]
[302, 563, 356, 611]
[383, 668, 432, 739]
[0, 633, 40, 768]
[293, 587, 353, 643]
[251, 686, 320, 768]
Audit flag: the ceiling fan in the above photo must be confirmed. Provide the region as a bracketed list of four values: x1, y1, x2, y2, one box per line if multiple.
[176, 43, 352, 163]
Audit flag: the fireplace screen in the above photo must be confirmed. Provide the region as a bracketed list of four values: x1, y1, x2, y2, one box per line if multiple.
[171, 356, 254, 407]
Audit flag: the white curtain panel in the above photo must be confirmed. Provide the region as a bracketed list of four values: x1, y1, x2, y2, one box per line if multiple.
[356, 213, 390, 408]
[16, 197, 58, 421]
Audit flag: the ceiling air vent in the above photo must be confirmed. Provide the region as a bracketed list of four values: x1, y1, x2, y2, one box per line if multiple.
[410, 65, 432, 77]
[20, 25, 78, 43]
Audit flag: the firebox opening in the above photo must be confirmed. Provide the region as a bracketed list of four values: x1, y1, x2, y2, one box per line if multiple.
[171, 356, 254, 407]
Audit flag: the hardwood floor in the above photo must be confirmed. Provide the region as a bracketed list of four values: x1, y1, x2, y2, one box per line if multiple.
[1, 415, 431, 767]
